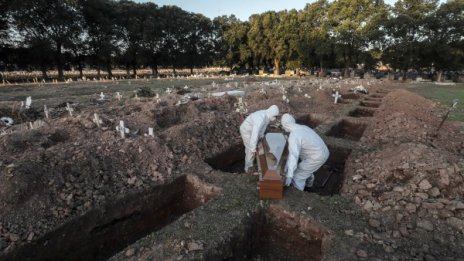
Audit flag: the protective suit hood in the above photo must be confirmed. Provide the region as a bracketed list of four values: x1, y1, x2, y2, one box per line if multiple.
[281, 113, 297, 132]
[266, 105, 279, 121]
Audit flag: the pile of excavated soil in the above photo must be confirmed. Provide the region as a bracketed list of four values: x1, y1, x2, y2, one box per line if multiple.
[343, 89, 464, 260]
[0, 117, 174, 253]
[361, 89, 464, 153]
[0, 93, 254, 254]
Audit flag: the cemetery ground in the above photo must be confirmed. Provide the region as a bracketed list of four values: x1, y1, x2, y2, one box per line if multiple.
[0, 76, 463, 261]
[409, 84, 464, 122]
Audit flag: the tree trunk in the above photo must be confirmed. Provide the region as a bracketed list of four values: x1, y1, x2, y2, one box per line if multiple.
[151, 67, 155, 75]
[106, 59, 113, 77]
[274, 58, 280, 75]
[97, 65, 101, 78]
[41, 67, 48, 79]
[78, 64, 83, 79]
[437, 70, 443, 82]
[133, 66, 137, 76]
[344, 61, 350, 78]
[190, 67, 194, 75]
[56, 42, 64, 81]
[154, 65, 158, 75]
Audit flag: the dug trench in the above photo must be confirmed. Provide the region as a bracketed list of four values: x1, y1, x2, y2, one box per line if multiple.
[296, 113, 327, 129]
[359, 101, 381, 108]
[1, 175, 219, 261]
[349, 107, 377, 117]
[209, 205, 330, 261]
[326, 118, 368, 141]
[305, 144, 352, 196]
[203, 132, 352, 197]
[204, 143, 245, 173]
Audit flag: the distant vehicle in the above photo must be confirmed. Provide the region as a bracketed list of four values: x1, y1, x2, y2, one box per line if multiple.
[328, 69, 341, 77]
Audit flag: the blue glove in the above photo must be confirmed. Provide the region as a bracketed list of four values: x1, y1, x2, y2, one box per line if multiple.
[285, 177, 293, 187]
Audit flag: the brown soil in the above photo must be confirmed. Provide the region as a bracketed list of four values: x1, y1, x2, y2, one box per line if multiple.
[0, 79, 462, 261]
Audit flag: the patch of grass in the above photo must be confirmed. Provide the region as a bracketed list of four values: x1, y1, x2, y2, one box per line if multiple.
[408, 83, 464, 122]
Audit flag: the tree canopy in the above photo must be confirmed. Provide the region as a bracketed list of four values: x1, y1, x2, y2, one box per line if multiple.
[0, 0, 462, 79]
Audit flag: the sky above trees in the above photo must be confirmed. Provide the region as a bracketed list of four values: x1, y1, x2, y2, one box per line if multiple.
[137, 0, 444, 20]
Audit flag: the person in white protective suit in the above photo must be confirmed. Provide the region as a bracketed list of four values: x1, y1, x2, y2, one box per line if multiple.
[281, 113, 329, 191]
[240, 105, 279, 172]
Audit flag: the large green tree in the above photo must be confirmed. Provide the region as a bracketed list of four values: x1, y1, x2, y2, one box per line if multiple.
[116, 1, 154, 75]
[423, 0, 464, 81]
[326, 0, 384, 77]
[182, 13, 215, 74]
[159, 5, 190, 74]
[383, 0, 438, 75]
[11, 0, 83, 80]
[81, 0, 119, 77]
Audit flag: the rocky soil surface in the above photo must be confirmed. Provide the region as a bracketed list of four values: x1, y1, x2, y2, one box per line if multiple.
[1, 77, 462, 260]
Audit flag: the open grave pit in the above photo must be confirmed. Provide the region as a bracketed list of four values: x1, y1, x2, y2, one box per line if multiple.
[215, 205, 329, 261]
[295, 113, 328, 129]
[341, 93, 361, 100]
[363, 97, 383, 103]
[349, 107, 377, 117]
[359, 101, 381, 108]
[1, 175, 219, 261]
[204, 143, 245, 173]
[326, 118, 368, 141]
[369, 94, 386, 99]
[305, 145, 352, 196]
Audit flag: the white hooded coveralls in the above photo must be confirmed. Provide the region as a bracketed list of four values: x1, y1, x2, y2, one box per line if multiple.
[282, 114, 329, 191]
[240, 105, 279, 172]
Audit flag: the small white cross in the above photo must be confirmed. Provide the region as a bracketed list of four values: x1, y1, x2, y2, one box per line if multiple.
[282, 95, 289, 104]
[332, 91, 342, 104]
[234, 97, 248, 114]
[116, 120, 129, 138]
[44, 105, 49, 119]
[66, 103, 74, 116]
[147, 127, 154, 137]
[115, 92, 122, 101]
[93, 113, 103, 128]
[25, 96, 32, 109]
[99, 92, 105, 101]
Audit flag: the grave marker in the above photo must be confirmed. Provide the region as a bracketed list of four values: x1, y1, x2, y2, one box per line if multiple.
[115, 92, 122, 101]
[332, 91, 341, 104]
[44, 105, 49, 119]
[234, 97, 248, 114]
[66, 103, 74, 117]
[93, 113, 103, 128]
[116, 120, 129, 138]
[99, 92, 106, 101]
[282, 95, 289, 104]
[25, 96, 32, 109]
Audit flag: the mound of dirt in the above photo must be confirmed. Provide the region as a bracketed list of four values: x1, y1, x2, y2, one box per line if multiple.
[342, 89, 464, 259]
[362, 89, 464, 153]
[0, 119, 174, 253]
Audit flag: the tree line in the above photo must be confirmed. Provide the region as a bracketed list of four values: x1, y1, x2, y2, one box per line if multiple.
[0, 0, 463, 81]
